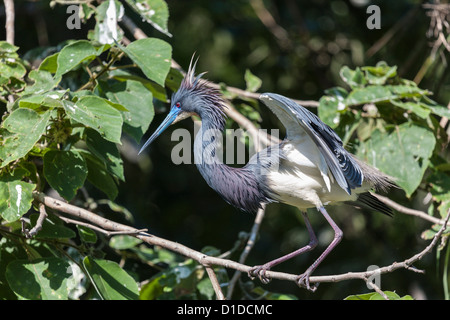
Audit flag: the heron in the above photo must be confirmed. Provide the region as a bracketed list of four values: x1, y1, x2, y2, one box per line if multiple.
[138, 60, 393, 291]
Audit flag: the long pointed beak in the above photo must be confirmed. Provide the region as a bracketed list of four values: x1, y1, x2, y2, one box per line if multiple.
[138, 106, 181, 155]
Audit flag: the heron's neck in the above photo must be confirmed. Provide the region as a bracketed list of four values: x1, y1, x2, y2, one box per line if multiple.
[193, 117, 269, 213]
[193, 118, 225, 176]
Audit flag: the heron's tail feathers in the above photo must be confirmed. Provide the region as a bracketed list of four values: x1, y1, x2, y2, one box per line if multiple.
[354, 157, 396, 192]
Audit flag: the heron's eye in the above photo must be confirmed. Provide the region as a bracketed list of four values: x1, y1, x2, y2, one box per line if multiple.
[175, 102, 181, 108]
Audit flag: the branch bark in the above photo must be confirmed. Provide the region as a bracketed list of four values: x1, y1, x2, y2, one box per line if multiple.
[3, 0, 15, 45]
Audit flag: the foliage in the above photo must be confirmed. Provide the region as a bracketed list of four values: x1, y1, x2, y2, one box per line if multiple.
[0, 0, 449, 300]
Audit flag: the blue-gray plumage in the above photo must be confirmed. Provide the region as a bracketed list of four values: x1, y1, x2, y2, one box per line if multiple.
[138, 59, 393, 291]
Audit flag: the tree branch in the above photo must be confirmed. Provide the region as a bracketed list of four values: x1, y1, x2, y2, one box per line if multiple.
[21, 202, 47, 239]
[372, 193, 445, 225]
[227, 204, 266, 299]
[205, 266, 225, 300]
[3, 0, 15, 45]
[32, 191, 450, 298]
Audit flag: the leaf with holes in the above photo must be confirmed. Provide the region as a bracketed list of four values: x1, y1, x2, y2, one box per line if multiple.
[119, 38, 172, 86]
[5, 257, 72, 300]
[124, 0, 171, 37]
[0, 177, 35, 222]
[0, 108, 51, 167]
[43, 150, 88, 201]
[357, 123, 436, 197]
[55, 40, 98, 78]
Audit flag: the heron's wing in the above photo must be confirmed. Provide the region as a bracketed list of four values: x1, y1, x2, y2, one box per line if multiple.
[259, 93, 363, 195]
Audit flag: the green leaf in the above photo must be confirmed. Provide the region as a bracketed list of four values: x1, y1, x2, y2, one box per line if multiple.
[43, 150, 88, 201]
[428, 172, 450, 202]
[0, 109, 51, 167]
[361, 62, 397, 85]
[345, 291, 413, 300]
[63, 96, 123, 144]
[18, 91, 65, 110]
[124, 0, 172, 37]
[85, 128, 124, 181]
[244, 69, 262, 92]
[139, 276, 164, 300]
[5, 257, 72, 300]
[196, 277, 215, 299]
[0, 176, 35, 222]
[38, 52, 59, 73]
[252, 286, 298, 300]
[0, 41, 19, 54]
[345, 85, 396, 106]
[340, 66, 367, 88]
[109, 235, 143, 250]
[55, 40, 98, 78]
[345, 85, 428, 107]
[108, 69, 167, 102]
[83, 257, 139, 300]
[318, 88, 348, 128]
[119, 38, 172, 86]
[77, 225, 98, 243]
[81, 149, 118, 200]
[23, 70, 61, 95]
[358, 123, 436, 197]
[29, 213, 76, 239]
[388, 85, 429, 98]
[98, 199, 135, 223]
[101, 80, 154, 142]
[390, 100, 430, 119]
[421, 223, 450, 241]
[0, 60, 26, 79]
[420, 99, 450, 118]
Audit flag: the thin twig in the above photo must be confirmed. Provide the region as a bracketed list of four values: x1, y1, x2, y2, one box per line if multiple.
[3, 0, 15, 45]
[227, 205, 266, 299]
[366, 6, 419, 58]
[372, 193, 445, 225]
[32, 191, 450, 292]
[367, 281, 389, 300]
[21, 203, 48, 238]
[52, 211, 147, 237]
[33, 192, 137, 234]
[205, 266, 225, 300]
[249, 0, 292, 50]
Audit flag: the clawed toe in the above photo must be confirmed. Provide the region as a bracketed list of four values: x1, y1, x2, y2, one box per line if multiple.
[248, 265, 272, 284]
[296, 273, 318, 292]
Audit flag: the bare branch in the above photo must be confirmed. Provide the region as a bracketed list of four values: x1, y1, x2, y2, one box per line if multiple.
[21, 203, 48, 238]
[33, 192, 137, 234]
[32, 191, 450, 295]
[205, 266, 225, 300]
[249, 0, 291, 50]
[227, 204, 266, 299]
[372, 193, 445, 225]
[3, 0, 15, 45]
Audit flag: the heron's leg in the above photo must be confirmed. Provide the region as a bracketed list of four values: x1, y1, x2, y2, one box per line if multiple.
[248, 212, 318, 284]
[297, 206, 343, 292]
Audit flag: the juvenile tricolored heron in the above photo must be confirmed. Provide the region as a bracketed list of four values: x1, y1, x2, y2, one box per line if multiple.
[139, 60, 393, 291]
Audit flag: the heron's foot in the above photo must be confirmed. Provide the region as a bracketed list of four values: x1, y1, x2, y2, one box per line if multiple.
[296, 272, 319, 292]
[248, 265, 272, 284]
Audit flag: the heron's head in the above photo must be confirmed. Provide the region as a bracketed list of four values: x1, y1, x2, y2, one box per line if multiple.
[138, 58, 226, 154]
